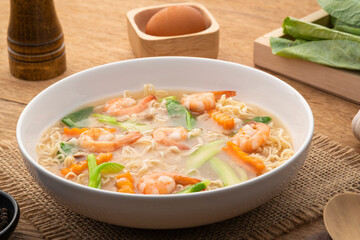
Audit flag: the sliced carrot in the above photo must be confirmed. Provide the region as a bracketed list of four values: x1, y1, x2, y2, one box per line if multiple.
[60, 152, 113, 176]
[116, 171, 135, 194]
[63, 127, 116, 137]
[103, 128, 117, 133]
[212, 91, 236, 100]
[60, 160, 88, 176]
[96, 152, 113, 164]
[208, 110, 235, 130]
[63, 127, 88, 137]
[223, 141, 265, 175]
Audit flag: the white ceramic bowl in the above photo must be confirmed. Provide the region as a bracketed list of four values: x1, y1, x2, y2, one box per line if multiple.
[16, 57, 314, 229]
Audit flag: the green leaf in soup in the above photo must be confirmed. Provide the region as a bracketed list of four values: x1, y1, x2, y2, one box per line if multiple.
[62, 106, 94, 127]
[92, 114, 118, 124]
[158, 96, 176, 103]
[270, 38, 360, 70]
[282, 17, 360, 43]
[166, 99, 195, 130]
[317, 0, 360, 27]
[176, 180, 211, 194]
[57, 142, 76, 156]
[252, 116, 272, 124]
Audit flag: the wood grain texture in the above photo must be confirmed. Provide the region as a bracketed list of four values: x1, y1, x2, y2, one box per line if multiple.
[0, 0, 359, 239]
[324, 193, 360, 240]
[7, 0, 66, 80]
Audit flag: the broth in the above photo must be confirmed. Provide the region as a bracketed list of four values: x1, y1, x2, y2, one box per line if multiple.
[37, 85, 294, 194]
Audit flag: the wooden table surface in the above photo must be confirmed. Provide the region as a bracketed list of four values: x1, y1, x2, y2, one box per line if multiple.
[1, 0, 359, 239]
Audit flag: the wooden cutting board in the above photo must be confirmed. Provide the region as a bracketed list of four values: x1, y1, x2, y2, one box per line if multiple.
[254, 9, 360, 104]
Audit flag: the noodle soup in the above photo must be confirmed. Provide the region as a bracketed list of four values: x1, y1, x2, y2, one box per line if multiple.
[37, 84, 294, 194]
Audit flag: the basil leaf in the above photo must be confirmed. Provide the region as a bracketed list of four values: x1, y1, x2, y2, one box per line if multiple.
[317, 0, 360, 27]
[166, 99, 195, 130]
[282, 17, 360, 43]
[270, 38, 360, 70]
[62, 107, 94, 128]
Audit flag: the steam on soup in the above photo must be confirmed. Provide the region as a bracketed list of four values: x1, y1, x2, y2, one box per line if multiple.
[37, 85, 294, 194]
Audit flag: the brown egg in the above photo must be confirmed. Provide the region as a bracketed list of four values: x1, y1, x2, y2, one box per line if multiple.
[145, 5, 207, 37]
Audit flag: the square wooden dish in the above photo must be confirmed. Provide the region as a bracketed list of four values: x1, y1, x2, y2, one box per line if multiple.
[126, 2, 219, 58]
[254, 9, 360, 104]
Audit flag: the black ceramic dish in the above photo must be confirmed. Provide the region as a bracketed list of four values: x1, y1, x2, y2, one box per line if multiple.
[0, 191, 20, 240]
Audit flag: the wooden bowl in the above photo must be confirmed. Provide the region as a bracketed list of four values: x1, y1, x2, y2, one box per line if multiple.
[127, 2, 219, 58]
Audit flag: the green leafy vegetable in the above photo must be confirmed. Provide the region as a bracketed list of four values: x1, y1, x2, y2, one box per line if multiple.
[270, 37, 308, 54]
[165, 99, 196, 130]
[87, 154, 98, 178]
[270, 37, 360, 70]
[176, 180, 211, 194]
[87, 153, 124, 189]
[245, 116, 272, 124]
[62, 106, 94, 128]
[282, 17, 360, 43]
[57, 142, 76, 156]
[332, 17, 360, 36]
[158, 96, 176, 102]
[186, 139, 226, 170]
[92, 114, 152, 132]
[317, 0, 360, 27]
[209, 157, 241, 186]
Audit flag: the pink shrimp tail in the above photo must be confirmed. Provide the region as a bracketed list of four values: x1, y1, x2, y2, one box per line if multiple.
[106, 95, 157, 116]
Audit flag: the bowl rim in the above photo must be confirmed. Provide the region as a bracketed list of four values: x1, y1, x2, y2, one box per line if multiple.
[16, 56, 314, 199]
[0, 190, 19, 235]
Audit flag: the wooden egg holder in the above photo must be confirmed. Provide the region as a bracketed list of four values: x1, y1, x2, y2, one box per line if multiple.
[127, 2, 219, 58]
[254, 9, 360, 104]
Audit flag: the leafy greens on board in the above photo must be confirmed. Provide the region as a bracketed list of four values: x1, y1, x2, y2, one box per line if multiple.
[317, 0, 360, 27]
[270, 0, 360, 70]
[270, 38, 360, 70]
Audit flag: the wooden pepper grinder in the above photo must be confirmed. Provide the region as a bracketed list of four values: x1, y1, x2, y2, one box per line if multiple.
[8, 0, 66, 81]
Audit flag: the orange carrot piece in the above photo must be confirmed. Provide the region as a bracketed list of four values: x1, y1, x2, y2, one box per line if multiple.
[63, 127, 116, 137]
[208, 110, 235, 130]
[103, 128, 117, 133]
[116, 171, 135, 194]
[96, 152, 113, 164]
[212, 91, 236, 100]
[63, 127, 88, 137]
[60, 161, 88, 176]
[223, 141, 265, 174]
[60, 152, 113, 176]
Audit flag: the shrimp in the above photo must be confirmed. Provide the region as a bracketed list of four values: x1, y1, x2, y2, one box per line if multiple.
[181, 91, 236, 113]
[137, 172, 201, 194]
[152, 127, 190, 150]
[232, 121, 270, 153]
[78, 128, 142, 152]
[103, 95, 157, 116]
